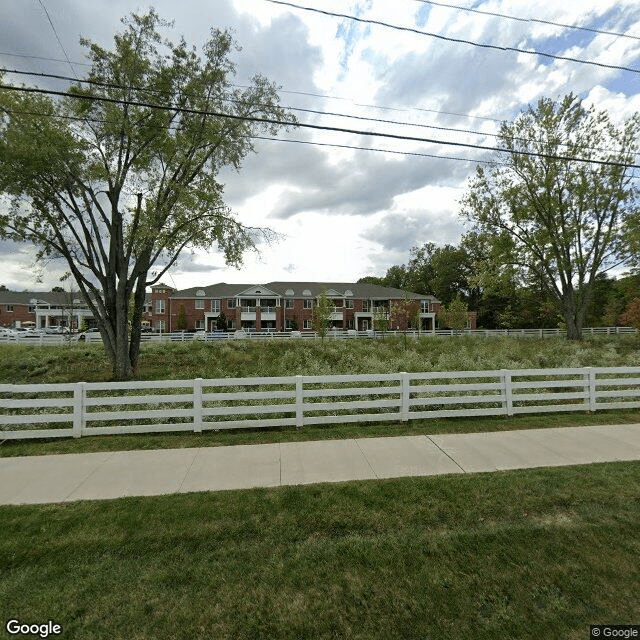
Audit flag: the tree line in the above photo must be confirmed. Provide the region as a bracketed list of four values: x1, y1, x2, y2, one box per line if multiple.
[359, 239, 640, 331]
[362, 94, 640, 336]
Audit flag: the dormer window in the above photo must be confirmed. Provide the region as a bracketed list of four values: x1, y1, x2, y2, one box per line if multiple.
[196, 290, 205, 296]
[302, 289, 311, 296]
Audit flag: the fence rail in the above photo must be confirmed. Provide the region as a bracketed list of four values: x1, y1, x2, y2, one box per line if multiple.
[2, 366, 640, 440]
[0, 326, 636, 345]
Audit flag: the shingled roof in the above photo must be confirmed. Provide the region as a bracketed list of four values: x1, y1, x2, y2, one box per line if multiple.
[169, 282, 439, 301]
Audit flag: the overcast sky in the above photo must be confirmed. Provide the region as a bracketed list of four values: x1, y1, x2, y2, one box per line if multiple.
[1, 0, 640, 290]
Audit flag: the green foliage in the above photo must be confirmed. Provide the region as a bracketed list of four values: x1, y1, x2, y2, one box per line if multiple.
[176, 305, 187, 331]
[437, 294, 469, 331]
[0, 11, 296, 379]
[372, 306, 390, 333]
[216, 311, 228, 332]
[311, 289, 334, 340]
[462, 94, 640, 340]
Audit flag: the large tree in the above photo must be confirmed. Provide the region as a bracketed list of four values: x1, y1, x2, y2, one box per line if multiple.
[0, 11, 295, 378]
[462, 94, 640, 340]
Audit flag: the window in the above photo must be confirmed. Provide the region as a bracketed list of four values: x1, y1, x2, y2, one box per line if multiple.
[285, 299, 294, 309]
[228, 320, 236, 330]
[345, 300, 354, 309]
[285, 319, 293, 329]
[156, 320, 166, 331]
[227, 299, 237, 309]
[155, 288, 165, 294]
[155, 300, 165, 314]
[195, 320, 204, 330]
[421, 300, 430, 313]
[195, 299, 204, 310]
[362, 301, 370, 312]
[211, 299, 220, 313]
[303, 299, 313, 309]
[347, 319, 355, 329]
[303, 320, 311, 329]
[5, 305, 13, 312]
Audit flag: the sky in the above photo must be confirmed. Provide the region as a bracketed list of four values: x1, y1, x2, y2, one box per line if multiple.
[1, 0, 640, 291]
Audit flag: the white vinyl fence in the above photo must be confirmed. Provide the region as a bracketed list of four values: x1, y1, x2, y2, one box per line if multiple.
[2, 367, 640, 441]
[0, 326, 636, 346]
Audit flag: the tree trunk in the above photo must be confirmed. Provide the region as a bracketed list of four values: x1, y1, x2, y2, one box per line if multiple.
[129, 273, 149, 376]
[562, 290, 583, 341]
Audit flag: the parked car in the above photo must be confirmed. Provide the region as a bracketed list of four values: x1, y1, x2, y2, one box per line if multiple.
[194, 330, 227, 340]
[21, 329, 47, 338]
[74, 327, 101, 342]
[44, 327, 70, 334]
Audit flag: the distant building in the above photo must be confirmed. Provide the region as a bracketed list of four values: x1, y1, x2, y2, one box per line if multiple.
[0, 290, 94, 330]
[0, 282, 478, 332]
[145, 282, 446, 332]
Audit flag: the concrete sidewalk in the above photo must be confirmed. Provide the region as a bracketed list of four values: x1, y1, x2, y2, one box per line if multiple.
[2, 423, 640, 505]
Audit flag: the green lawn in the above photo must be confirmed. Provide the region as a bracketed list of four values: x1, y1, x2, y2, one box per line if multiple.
[1, 462, 639, 639]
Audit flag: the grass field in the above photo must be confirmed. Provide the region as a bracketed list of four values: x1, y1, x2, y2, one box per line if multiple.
[1, 462, 639, 639]
[2, 333, 640, 385]
[2, 334, 640, 456]
[2, 336, 640, 638]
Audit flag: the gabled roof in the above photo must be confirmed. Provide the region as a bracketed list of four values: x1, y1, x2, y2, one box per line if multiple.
[164, 282, 440, 302]
[170, 283, 254, 299]
[234, 285, 279, 298]
[0, 290, 89, 306]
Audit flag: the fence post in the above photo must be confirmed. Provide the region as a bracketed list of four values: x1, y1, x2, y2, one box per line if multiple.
[73, 381, 85, 438]
[501, 370, 513, 416]
[193, 378, 203, 433]
[585, 367, 597, 412]
[295, 375, 304, 429]
[400, 372, 410, 422]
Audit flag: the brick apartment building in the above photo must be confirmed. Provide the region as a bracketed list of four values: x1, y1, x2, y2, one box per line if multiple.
[0, 282, 478, 332]
[0, 290, 94, 330]
[144, 282, 454, 332]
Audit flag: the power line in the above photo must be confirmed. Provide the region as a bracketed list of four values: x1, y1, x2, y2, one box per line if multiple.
[1, 82, 637, 169]
[252, 134, 498, 164]
[4, 67, 636, 160]
[0, 49, 506, 124]
[412, 0, 640, 42]
[2, 67, 501, 137]
[264, 0, 640, 75]
[2, 103, 499, 166]
[35, 0, 78, 78]
[0, 101, 499, 164]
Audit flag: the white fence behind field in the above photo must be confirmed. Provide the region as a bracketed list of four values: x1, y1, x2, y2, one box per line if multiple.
[0, 326, 636, 346]
[2, 367, 640, 440]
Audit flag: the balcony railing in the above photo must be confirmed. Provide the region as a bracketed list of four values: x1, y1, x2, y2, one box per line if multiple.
[241, 306, 257, 313]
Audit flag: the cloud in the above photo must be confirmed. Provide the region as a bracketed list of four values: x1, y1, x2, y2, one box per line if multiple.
[361, 211, 463, 254]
